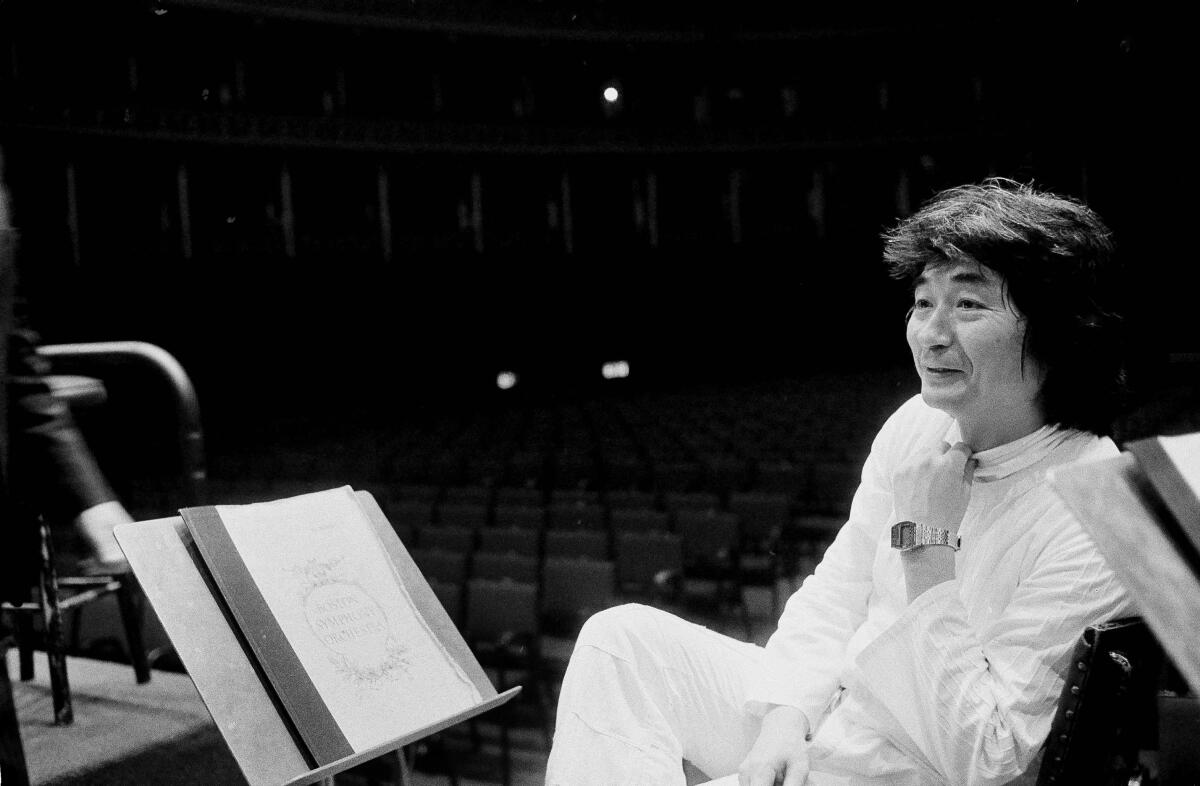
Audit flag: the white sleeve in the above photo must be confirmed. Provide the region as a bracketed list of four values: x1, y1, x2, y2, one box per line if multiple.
[846, 500, 1133, 785]
[744, 399, 914, 725]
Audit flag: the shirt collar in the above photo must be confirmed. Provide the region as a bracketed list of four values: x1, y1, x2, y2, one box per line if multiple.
[942, 421, 1072, 481]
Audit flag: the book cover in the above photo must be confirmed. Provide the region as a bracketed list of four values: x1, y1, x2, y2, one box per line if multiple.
[181, 485, 484, 766]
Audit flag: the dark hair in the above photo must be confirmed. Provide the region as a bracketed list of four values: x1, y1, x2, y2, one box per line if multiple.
[882, 177, 1127, 436]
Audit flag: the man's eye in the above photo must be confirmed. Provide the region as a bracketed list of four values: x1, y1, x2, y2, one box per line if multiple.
[912, 298, 933, 310]
[957, 299, 982, 310]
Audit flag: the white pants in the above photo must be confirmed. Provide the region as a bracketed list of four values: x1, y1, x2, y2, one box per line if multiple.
[545, 603, 767, 786]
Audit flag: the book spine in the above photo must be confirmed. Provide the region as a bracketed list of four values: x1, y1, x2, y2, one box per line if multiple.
[181, 505, 355, 766]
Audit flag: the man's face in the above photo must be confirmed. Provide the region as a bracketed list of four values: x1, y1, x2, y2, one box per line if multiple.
[906, 260, 1046, 448]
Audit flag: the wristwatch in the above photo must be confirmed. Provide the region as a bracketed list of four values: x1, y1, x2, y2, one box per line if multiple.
[890, 521, 960, 551]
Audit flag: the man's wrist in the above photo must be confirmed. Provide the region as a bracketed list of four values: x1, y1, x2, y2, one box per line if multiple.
[762, 704, 811, 740]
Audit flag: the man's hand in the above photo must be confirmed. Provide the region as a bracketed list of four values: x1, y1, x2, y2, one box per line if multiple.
[738, 705, 811, 786]
[891, 441, 974, 531]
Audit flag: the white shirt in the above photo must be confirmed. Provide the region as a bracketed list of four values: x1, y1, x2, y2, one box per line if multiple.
[747, 395, 1134, 785]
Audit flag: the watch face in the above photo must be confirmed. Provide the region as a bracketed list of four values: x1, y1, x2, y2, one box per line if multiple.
[890, 521, 916, 550]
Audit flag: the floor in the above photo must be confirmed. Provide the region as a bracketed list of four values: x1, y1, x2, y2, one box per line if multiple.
[5, 584, 779, 786]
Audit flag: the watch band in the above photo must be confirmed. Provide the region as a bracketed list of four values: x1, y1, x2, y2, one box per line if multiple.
[890, 520, 960, 551]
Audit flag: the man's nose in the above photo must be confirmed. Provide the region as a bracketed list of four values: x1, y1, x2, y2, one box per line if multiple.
[915, 305, 953, 348]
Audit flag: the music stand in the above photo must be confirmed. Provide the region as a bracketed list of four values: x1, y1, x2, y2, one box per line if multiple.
[1049, 452, 1200, 694]
[114, 490, 518, 786]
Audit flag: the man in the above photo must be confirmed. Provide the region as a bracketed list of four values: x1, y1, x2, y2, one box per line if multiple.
[1, 146, 133, 602]
[545, 179, 1133, 785]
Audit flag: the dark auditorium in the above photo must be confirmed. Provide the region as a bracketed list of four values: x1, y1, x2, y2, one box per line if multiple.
[1, 1, 1197, 785]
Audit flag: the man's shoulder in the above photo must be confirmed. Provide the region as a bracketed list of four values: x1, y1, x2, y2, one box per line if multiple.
[880, 394, 953, 442]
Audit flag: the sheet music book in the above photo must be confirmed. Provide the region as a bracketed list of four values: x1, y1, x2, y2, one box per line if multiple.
[181, 486, 484, 766]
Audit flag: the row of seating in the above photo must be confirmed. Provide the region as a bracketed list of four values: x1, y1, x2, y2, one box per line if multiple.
[207, 369, 912, 520]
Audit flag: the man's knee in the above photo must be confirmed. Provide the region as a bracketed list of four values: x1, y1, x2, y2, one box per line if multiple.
[576, 602, 664, 654]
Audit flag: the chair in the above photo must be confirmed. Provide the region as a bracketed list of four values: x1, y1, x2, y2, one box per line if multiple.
[652, 459, 703, 493]
[662, 490, 721, 514]
[383, 498, 436, 532]
[471, 551, 540, 584]
[540, 557, 617, 683]
[752, 458, 808, 500]
[547, 500, 605, 530]
[610, 507, 670, 534]
[807, 460, 860, 516]
[1, 634, 31, 786]
[701, 453, 750, 497]
[544, 529, 609, 560]
[441, 484, 492, 506]
[492, 503, 545, 531]
[2, 341, 204, 725]
[729, 492, 793, 622]
[409, 547, 469, 587]
[541, 556, 616, 638]
[614, 530, 684, 601]
[1036, 616, 1162, 785]
[548, 488, 601, 507]
[728, 491, 792, 550]
[427, 576, 464, 626]
[393, 483, 441, 503]
[672, 509, 748, 635]
[604, 488, 658, 511]
[436, 501, 489, 530]
[494, 486, 544, 508]
[463, 577, 552, 786]
[478, 525, 541, 557]
[418, 524, 477, 553]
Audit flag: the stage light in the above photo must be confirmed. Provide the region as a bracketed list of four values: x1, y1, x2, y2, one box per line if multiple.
[603, 86, 620, 104]
[601, 360, 630, 380]
[496, 371, 518, 390]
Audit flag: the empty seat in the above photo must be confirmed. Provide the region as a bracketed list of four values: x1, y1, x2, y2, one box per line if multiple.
[609, 508, 670, 534]
[728, 491, 792, 546]
[702, 453, 750, 496]
[441, 484, 493, 506]
[544, 529, 609, 560]
[550, 449, 598, 490]
[614, 531, 684, 600]
[674, 509, 740, 574]
[471, 551, 540, 584]
[604, 489, 658, 510]
[436, 501, 489, 530]
[494, 486, 544, 507]
[504, 451, 545, 489]
[751, 459, 808, 499]
[541, 556, 617, 641]
[462, 576, 551, 783]
[427, 576, 464, 625]
[384, 498, 435, 531]
[599, 453, 647, 490]
[410, 547, 469, 586]
[651, 459, 703, 493]
[548, 488, 601, 507]
[662, 491, 720, 514]
[493, 504, 546, 531]
[478, 526, 541, 556]
[807, 461, 861, 515]
[547, 501, 605, 530]
[393, 483, 441, 502]
[418, 524, 476, 553]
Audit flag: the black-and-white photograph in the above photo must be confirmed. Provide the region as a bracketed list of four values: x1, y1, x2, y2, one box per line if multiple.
[1, 2, 1196, 784]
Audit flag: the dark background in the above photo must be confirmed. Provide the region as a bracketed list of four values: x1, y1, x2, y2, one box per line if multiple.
[0, 0, 1195, 461]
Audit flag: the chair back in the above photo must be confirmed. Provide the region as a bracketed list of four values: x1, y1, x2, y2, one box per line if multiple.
[1036, 616, 1162, 785]
[465, 578, 539, 642]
